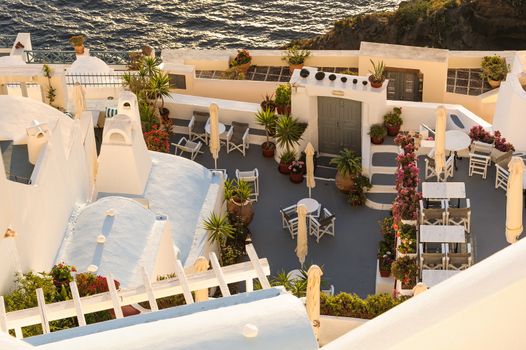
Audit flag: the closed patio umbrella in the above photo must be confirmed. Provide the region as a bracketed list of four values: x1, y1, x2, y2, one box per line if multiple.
[193, 256, 210, 302]
[209, 103, 220, 169]
[305, 142, 316, 198]
[434, 106, 447, 179]
[306, 265, 323, 341]
[506, 157, 525, 244]
[296, 204, 308, 267]
[73, 82, 86, 120]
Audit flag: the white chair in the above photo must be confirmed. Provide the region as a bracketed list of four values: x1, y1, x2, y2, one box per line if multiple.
[494, 151, 513, 191]
[280, 205, 298, 239]
[226, 121, 250, 156]
[468, 141, 493, 179]
[188, 111, 209, 143]
[425, 154, 454, 181]
[321, 285, 335, 296]
[309, 208, 335, 243]
[446, 199, 471, 233]
[419, 200, 447, 225]
[420, 253, 446, 270]
[445, 244, 472, 270]
[172, 137, 202, 161]
[236, 168, 259, 202]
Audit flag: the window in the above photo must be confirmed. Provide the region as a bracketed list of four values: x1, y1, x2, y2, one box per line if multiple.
[168, 74, 186, 90]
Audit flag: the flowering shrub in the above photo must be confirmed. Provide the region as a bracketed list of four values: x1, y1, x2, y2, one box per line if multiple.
[391, 256, 418, 289]
[469, 125, 494, 144]
[50, 262, 76, 292]
[231, 49, 252, 66]
[395, 162, 420, 190]
[75, 273, 120, 297]
[392, 188, 422, 222]
[144, 125, 169, 153]
[397, 224, 417, 254]
[288, 160, 305, 174]
[394, 133, 415, 153]
[378, 217, 396, 273]
[493, 130, 515, 152]
[396, 152, 416, 168]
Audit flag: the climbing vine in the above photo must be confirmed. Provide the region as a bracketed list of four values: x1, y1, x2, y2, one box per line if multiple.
[42, 64, 56, 107]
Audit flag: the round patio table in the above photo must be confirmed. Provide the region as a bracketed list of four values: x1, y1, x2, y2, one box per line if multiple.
[297, 198, 320, 215]
[445, 130, 471, 170]
[204, 121, 226, 135]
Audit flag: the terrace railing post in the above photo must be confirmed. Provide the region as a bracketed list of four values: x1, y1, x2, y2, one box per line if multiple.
[36, 288, 50, 334]
[107, 273, 124, 319]
[141, 267, 159, 311]
[246, 244, 271, 289]
[209, 252, 231, 297]
[0, 295, 7, 333]
[174, 260, 194, 305]
[69, 281, 86, 327]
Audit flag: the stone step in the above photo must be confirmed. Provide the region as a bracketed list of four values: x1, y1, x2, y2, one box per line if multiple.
[371, 173, 395, 186]
[368, 185, 397, 194]
[370, 166, 397, 175]
[370, 144, 399, 154]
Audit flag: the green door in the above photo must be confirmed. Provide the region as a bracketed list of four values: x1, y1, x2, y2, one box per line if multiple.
[318, 97, 362, 155]
[386, 69, 422, 101]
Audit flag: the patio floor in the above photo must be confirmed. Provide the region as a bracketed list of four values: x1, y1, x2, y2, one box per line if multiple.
[169, 134, 512, 297]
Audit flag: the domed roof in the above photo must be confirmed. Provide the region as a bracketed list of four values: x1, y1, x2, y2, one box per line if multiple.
[0, 95, 74, 146]
[0, 55, 26, 65]
[67, 55, 113, 74]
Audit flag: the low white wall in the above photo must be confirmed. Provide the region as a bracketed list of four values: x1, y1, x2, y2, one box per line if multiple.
[319, 315, 368, 347]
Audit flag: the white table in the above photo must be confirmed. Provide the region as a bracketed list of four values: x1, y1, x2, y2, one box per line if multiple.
[445, 130, 471, 170]
[422, 269, 460, 287]
[422, 182, 466, 199]
[205, 121, 226, 135]
[420, 225, 466, 243]
[297, 198, 320, 215]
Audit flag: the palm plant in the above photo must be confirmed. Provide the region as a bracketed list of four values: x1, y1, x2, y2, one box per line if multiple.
[203, 213, 235, 244]
[149, 71, 171, 111]
[330, 148, 362, 177]
[275, 115, 307, 153]
[368, 59, 386, 87]
[255, 109, 277, 146]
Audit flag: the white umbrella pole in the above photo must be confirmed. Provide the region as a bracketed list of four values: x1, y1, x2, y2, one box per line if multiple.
[309, 187, 312, 198]
[214, 158, 217, 170]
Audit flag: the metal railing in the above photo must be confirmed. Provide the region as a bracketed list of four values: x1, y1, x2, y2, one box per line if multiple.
[24, 50, 136, 65]
[0, 34, 16, 48]
[65, 71, 137, 87]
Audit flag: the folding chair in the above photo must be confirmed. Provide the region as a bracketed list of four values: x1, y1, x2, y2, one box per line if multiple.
[172, 137, 202, 161]
[226, 121, 250, 156]
[236, 168, 259, 202]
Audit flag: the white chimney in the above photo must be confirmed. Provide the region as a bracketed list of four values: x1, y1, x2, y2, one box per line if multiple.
[26, 120, 49, 165]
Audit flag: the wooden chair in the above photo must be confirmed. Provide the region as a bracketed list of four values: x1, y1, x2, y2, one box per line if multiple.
[494, 151, 513, 191]
[419, 200, 447, 225]
[309, 208, 335, 243]
[420, 253, 446, 270]
[226, 121, 250, 156]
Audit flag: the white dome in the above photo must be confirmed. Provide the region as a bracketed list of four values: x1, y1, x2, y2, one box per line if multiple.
[0, 95, 74, 146]
[67, 55, 113, 74]
[0, 55, 26, 65]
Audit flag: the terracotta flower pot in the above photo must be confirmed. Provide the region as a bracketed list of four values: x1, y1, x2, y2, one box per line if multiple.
[289, 172, 304, 183]
[279, 161, 292, 174]
[261, 142, 275, 158]
[385, 124, 401, 137]
[371, 136, 384, 145]
[227, 199, 254, 225]
[379, 268, 391, 278]
[335, 172, 354, 193]
[368, 75, 384, 88]
[289, 64, 303, 74]
[276, 105, 291, 116]
[488, 78, 501, 89]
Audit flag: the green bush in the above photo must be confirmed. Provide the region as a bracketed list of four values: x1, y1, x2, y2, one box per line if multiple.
[320, 292, 402, 319]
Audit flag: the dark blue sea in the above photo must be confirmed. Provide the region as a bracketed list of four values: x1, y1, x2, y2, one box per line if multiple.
[0, 0, 400, 50]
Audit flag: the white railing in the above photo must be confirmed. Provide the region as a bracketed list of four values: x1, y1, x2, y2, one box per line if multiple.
[0, 244, 270, 339]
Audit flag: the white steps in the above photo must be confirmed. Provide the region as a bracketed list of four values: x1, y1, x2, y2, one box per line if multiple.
[367, 143, 400, 210]
[368, 185, 396, 194]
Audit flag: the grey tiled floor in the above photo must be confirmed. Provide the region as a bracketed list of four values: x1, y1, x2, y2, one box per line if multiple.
[447, 68, 492, 96]
[170, 134, 513, 297]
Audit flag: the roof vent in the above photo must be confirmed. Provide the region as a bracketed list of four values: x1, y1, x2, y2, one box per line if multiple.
[242, 323, 258, 338]
[315, 71, 325, 80]
[106, 209, 115, 216]
[328, 74, 336, 81]
[299, 69, 310, 78]
[87, 264, 98, 273]
[96, 235, 106, 244]
[156, 215, 167, 221]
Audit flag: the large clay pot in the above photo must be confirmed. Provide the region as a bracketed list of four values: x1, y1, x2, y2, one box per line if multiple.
[227, 199, 254, 225]
[488, 78, 501, 89]
[385, 124, 401, 137]
[368, 75, 385, 88]
[279, 161, 292, 174]
[289, 172, 304, 183]
[289, 64, 303, 74]
[371, 136, 384, 145]
[261, 142, 275, 158]
[335, 172, 354, 193]
[379, 263, 391, 278]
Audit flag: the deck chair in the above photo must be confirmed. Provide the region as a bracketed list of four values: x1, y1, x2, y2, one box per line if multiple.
[172, 137, 202, 161]
[188, 111, 209, 143]
[226, 121, 250, 156]
[309, 208, 335, 243]
[280, 205, 298, 239]
[419, 200, 447, 225]
[420, 253, 446, 270]
[446, 253, 472, 270]
[446, 199, 471, 233]
[494, 151, 513, 191]
[236, 168, 259, 202]
[468, 141, 492, 179]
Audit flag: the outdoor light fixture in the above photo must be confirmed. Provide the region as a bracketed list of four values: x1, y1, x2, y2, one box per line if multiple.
[315, 71, 325, 80]
[341, 77, 347, 83]
[242, 323, 258, 338]
[4, 227, 16, 238]
[96, 234, 106, 244]
[332, 90, 345, 96]
[106, 209, 115, 216]
[329, 74, 336, 81]
[300, 69, 310, 78]
[87, 264, 98, 272]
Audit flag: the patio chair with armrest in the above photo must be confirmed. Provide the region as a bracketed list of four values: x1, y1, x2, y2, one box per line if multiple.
[419, 200, 447, 225]
[188, 111, 209, 143]
[420, 253, 446, 271]
[446, 198, 471, 233]
[236, 168, 259, 202]
[280, 205, 298, 239]
[494, 150, 513, 191]
[321, 285, 335, 296]
[172, 137, 202, 161]
[445, 242, 472, 270]
[425, 154, 454, 182]
[468, 141, 493, 179]
[227, 121, 250, 156]
[309, 208, 335, 243]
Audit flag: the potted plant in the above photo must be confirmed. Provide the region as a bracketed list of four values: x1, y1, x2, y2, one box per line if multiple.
[348, 174, 372, 206]
[275, 114, 307, 173]
[378, 216, 396, 277]
[468, 125, 494, 144]
[278, 150, 296, 174]
[149, 71, 172, 130]
[397, 224, 417, 256]
[289, 160, 305, 183]
[481, 55, 510, 88]
[330, 148, 362, 193]
[492, 130, 515, 161]
[368, 59, 386, 88]
[282, 46, 311, 73]
[391, 256, 418, 290]
[392, 188, 422, 224]
[369, 123, 387, 144]
[275, 83, 291, 115]
[383, 107, 403, 137]
[231, 49, 252, 73]
[260, 93, 276, 113]
[203, 212, 235, 245]
[224, 179, 254, 224]
[378, 254, 394, 278]
[69, 35, 86, 55]
[255, 109, 278, 157]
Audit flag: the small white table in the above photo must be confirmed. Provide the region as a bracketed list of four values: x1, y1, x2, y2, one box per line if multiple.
[445, 130, 471, 170]
[422, 182, 466, 199]
[205, 121, 226, 135]
[422, 269, 460, 287]
[420, 225, 466, 243]
[297, 198, 320, 215]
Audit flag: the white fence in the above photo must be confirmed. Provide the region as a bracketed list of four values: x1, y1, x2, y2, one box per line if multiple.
[0, 244, 270, 339]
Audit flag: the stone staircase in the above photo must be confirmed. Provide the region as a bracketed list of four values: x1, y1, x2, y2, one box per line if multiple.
[366, 141, 399, 210]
